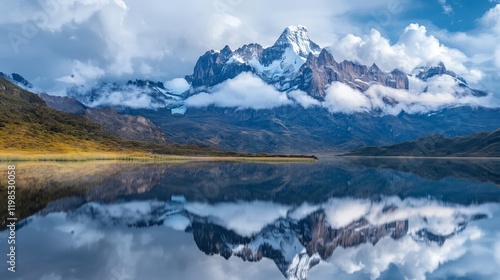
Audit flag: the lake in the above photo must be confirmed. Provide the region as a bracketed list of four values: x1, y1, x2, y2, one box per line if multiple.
[1, 157, 500, 280]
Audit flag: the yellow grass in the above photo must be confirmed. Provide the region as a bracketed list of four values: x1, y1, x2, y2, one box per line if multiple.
[0, 152, 189, 162]
[0, 152, 317, 163]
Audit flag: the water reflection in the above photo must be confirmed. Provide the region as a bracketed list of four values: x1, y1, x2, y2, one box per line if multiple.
[1, 197, 499, 280]
[0, 158, 499, 279]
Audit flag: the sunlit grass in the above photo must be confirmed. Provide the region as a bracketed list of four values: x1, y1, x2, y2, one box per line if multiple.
[0, 152, 190, 162]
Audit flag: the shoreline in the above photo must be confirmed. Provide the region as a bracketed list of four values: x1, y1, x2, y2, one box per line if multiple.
[341, 155, 500, 160]
[0, 153, 318, 163]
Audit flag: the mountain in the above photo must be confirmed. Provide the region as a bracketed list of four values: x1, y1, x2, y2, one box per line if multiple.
[39, 93, 166, 143]
[7, 26, 498, 154]
[85, 107, 167, 143]
[66, 79, 183, 109]
[0, 72, 33, 88]
[292, 51, 408, 99]
[413, 62, 487, 97]
[186, 25, 408, 98]
[126, 106, 500, 153]
[346, 129, 500, 157]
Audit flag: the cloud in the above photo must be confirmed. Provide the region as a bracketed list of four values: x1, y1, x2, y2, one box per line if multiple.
[0, 0, 401, 89]
[184, 201, 291, 236]
[438, 0, 453, 14]
[182, 70, 496, 115]
[56, 60, 105, 84]
[329, 24, 483, 84]
[164, 78, 190, 94]
[0, 0, 498, 103]
[185, 73, 293, 110]
[287, 90, 321, 108]
[320, 78, 496, 115]
[323, 83, 372, 113]
[69, 82, 166, 109]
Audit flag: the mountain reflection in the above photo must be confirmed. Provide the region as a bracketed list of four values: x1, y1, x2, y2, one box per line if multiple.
[3, 197, 498, 280]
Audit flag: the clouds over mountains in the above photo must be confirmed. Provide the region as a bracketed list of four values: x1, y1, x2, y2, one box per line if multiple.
[185, 72, 495, 115]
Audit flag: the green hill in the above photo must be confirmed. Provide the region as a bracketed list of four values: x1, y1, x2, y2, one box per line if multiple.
[0, 77, 213, 158]
[346, 129, 500, 157]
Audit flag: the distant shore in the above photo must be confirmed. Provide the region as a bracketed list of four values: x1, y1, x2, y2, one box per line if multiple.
[341, 155, 500, 160]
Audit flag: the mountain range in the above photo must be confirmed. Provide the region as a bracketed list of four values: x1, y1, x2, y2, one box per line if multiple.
[2, 25, 499, 154]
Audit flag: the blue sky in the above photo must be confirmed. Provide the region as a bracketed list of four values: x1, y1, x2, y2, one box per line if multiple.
[0, 0, 498, 94]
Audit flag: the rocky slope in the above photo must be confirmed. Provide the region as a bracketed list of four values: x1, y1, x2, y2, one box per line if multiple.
[39, 92, 166, 143]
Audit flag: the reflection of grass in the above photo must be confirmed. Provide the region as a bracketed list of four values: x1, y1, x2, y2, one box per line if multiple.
[0, 161, 177, 230]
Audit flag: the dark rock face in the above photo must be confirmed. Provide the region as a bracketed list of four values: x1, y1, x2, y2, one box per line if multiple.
[294, 50, 409, 99]
[189, 46, 253, 88]
[127, 79, 165, 89]
[85, 107, 166, 143]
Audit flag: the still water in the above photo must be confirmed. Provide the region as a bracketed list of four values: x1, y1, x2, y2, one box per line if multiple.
[1, 158, 499, 280]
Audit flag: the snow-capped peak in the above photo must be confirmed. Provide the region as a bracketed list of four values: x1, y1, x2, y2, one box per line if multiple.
[273, 25, 321, 57]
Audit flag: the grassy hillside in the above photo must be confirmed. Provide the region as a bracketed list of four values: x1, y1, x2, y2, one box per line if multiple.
[346, 129, 500, 157]
[0, 77, 216, 157]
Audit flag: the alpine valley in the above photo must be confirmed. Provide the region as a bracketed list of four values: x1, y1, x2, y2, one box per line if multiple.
[3, 25, 500, 154]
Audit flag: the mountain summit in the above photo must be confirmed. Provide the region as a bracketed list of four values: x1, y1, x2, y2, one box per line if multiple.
[271, 25, 321, 58]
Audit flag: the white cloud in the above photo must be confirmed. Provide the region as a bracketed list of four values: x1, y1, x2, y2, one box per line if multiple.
[184, 201, 291, 237]
[323, 83, 371, 113]
[164, 78, 190, 94]
[438, 0, 453, 14]
[287, 90, 321, 108]
[183, 71, 496, 115]
[0, 0, 400, 89]
[320, 77, 496, 115]
[69, 83, 166, 109]
[329, 24, 482, 83]
[56, 60, 105, 84]
[185, 73, 293, 110]
[323, 198, 371, 228]
[480, 4, 500, 34]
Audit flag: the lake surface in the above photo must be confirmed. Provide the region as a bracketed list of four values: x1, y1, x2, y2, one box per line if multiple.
[1, 158, 500, 280]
